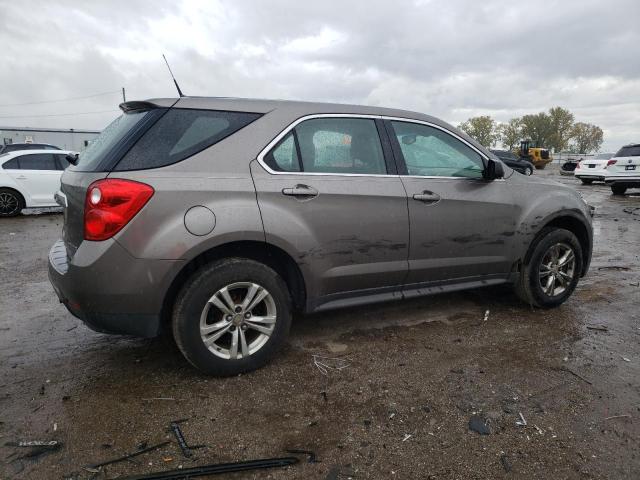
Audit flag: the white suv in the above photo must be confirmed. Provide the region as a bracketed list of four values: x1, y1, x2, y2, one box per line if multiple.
[0, 149, 75, 216]
[573, 153, 613, 184]
[604, 143, 640, 195]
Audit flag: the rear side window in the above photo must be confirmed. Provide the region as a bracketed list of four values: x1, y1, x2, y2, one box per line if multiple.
[264, 117, 387, 175]
[615, 145, 640, 157]
[114, 109, 261, 171]
[13, 153, 57, 170]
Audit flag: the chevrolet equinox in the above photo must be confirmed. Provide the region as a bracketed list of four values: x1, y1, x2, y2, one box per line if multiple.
[48, 97, 593, 375]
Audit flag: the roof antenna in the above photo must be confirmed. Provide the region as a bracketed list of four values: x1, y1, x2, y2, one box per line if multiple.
[162, 53, 184, 97]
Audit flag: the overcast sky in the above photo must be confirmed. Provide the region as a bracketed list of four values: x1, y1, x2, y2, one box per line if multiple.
[1, 0, 638, 151]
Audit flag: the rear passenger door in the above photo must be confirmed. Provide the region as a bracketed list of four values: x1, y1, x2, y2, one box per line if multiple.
[4, 153, 61, 205]
[251, 115, 409, 311]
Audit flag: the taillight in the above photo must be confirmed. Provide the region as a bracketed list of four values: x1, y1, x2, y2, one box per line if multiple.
[605, 159, 617, 169]
[84, 179, 154, 241]
[575, 161, 581, 169]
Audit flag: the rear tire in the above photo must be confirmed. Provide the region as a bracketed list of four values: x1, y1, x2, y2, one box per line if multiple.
[172, 258, 292, 376]
[525, 166, 533, 176]
[0, 188, 25, 217]
[580, 179, 593, 185]
[515, 228, 583, 308]
[611, 185, 627, 195]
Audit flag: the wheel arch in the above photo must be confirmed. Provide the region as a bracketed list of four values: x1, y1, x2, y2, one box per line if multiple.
[523, 213, 592, 276]
[160, 240, 307, 330]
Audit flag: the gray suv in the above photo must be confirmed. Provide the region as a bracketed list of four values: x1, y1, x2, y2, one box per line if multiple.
[48, 97, 593, 375]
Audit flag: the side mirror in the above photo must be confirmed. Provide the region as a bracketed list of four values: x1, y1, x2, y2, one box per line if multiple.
[65, 153, 79, 166]
[485, 159, 504, 180]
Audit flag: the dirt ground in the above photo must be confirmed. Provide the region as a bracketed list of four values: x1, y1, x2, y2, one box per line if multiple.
[1, 167, 639, 479]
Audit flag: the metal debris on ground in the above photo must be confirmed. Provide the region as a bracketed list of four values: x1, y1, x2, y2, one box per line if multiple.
[117, 455, 300, 479]
[604, 415, 631, 421]
[312, 355, 351, 376]
[500, 454, 512, 472]
[483, 310, 490, 322]
[621, 356, 631, 362]
[597, 266, 631, 271]
[285, 449, 319, 463]
[586, 325, 608, 332]
[13, 440, 59, 447]
[516, 412, 527, 427]
[402, 434, 413, 442]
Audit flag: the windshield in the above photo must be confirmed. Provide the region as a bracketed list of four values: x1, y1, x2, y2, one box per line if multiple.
[614, 145, 640, 157]
[74, 110, 151, 171]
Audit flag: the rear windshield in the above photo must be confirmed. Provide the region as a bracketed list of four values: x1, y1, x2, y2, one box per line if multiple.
[74, 110, 152, 171]
[114, 109, 261, 171]
[614, 145, 640, 157]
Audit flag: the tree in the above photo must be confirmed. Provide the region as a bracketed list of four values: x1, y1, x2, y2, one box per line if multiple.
[570, 122, 603, 154]
[497, 118, 522, 150]
[520, 112, 555, 147]
[458, 115, 499, 147]
[548, 106, 575, 152]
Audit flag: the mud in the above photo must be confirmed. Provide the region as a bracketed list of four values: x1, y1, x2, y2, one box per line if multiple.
[1, 168, 639, 479]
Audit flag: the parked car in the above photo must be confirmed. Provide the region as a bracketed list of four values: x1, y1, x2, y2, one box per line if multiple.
[490, 149, 534, 175]
[0, 143, 61, 154]
[574, 153, 614, 184]
[48, 98, 593, 375]
[604, 143, 640, 195]
[0, 149, 74, 216]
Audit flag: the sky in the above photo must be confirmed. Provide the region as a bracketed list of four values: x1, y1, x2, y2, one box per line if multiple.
[0, 0, 638, 151]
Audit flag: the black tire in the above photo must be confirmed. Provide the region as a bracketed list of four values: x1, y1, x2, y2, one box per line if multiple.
[611, 185, 627, 195]
[515, 228, 583, 308]
[580, 179, 593, 185]
[0, 188, 25, 217]
[525, 166, 533, 176]
[172, 258, 292, 376]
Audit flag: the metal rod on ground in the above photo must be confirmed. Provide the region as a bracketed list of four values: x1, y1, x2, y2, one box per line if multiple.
[118, 456, 300, 480]
[86, 441, 170, 469]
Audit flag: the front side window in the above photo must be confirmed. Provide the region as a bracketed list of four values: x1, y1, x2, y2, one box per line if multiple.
[14, 153, 57, 170]
[391, 121, 484, 178]
[264, 117, 387, 175]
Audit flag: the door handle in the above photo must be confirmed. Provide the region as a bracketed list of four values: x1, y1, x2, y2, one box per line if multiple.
[282, 184, 318, 198]
[413, 191, 440, 204]
[16, 175, 27, 180]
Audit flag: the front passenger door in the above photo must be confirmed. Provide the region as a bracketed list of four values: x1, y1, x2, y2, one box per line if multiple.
[386, 120, 518, 288]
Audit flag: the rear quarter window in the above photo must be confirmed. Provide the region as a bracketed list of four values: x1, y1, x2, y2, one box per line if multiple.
[114, 109, 261, 171]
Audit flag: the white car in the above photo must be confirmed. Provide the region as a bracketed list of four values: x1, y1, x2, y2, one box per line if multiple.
[0, 149, 75, 217]
[573, 153, 614, 184]
[604, 143, 640, 195]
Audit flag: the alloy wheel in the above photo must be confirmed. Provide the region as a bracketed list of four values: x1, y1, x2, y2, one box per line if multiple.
[0, 192, 20, 216]
[199, 282, 277, 360]
[538, 242, 576, 297]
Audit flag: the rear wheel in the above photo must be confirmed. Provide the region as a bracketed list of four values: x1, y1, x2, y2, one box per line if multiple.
[580, 179, 593, 185]
[0, 188, 24, 217]
[611, 185, 627, 195]
[525, 166, 533, 176]
[172, 258, 292, 376]
[515, 228, 583, 308]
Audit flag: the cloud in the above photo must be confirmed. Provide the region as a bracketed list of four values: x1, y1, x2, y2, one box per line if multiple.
[0, 0, 638, 150]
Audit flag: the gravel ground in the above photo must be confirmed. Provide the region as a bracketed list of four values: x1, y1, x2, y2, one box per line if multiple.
[1, 167, 639, 479]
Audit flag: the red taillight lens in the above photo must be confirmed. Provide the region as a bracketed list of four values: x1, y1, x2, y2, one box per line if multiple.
[84, 179, 154, 241]
[605, 159, 617, 168]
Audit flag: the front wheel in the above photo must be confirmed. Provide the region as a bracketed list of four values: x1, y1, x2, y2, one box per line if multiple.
[172, 258, 292, 376]
[525, 166, 533, 176]
[515, 228, 583, 308]
[611, 185, 627, 195]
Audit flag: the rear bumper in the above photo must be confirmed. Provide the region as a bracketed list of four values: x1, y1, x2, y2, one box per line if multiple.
[605, 176, 640, 186]
[48, 238, 182, 337]
[575, 173, 605, 180]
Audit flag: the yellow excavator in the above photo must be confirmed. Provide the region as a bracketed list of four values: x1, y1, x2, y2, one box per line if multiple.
[515, 140, 553, 169]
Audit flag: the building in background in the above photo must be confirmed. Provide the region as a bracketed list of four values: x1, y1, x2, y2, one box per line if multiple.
[0, 126, 100, 151]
